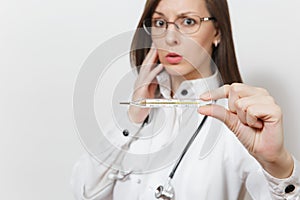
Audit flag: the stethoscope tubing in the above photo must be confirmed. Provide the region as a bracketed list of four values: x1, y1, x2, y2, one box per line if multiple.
[168, 115, 208, 179]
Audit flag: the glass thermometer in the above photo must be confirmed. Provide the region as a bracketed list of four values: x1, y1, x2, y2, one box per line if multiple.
[119, 99, 213, 108]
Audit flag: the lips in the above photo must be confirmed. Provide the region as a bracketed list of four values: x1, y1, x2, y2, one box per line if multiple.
[165, 52, 183, 64]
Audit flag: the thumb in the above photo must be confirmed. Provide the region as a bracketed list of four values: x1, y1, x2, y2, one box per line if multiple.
[198, 104, 237, 129]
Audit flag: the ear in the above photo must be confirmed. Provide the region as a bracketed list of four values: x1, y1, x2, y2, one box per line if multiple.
[213, 28, 221, 47]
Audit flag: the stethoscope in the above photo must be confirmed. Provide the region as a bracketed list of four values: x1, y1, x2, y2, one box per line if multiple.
[122, 114, 208, 200]
[154, 115, 208, 200]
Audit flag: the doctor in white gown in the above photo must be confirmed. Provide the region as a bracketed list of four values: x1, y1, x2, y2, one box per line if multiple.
[71, 70, 300, 199]
[71, 0, 300, 199]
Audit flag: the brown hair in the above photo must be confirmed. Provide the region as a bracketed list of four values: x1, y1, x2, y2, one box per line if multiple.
[130, 0, 242, 84]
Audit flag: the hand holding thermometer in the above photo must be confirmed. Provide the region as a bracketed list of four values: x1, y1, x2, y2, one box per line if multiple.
[120, 98, 213, 108]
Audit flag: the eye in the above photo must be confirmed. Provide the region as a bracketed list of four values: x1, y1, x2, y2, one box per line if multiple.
[182, 18, 196, 26]
[153, 19, 166, 28]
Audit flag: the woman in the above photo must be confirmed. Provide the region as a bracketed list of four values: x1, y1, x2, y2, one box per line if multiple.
[71, 0, 299, 199]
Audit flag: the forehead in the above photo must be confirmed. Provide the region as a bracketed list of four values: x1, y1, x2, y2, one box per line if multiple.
[155, 0, 209, 16]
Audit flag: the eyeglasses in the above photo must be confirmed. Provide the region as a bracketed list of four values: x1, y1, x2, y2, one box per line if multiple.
[143, 15, 215, 36]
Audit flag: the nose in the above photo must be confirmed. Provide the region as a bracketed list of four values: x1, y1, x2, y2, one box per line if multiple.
[165, 25, 180, 46]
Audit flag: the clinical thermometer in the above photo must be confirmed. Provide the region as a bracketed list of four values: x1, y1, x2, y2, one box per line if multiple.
[119, 99, 213, 108]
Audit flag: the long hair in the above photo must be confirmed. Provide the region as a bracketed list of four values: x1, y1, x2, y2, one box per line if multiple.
[130, 0, 242, 84]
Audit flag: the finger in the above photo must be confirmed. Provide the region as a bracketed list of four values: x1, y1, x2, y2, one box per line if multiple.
[229, 83, 269, 98]
[234, 95, 275, 128]
[228, 86, 239, 113]
[235, 95, 276, 111]
[245, 107, 263, 129]
[141, 46, 158, 70]
[246, 103, 282, 124]
[200, 83, 270, 101]
[199, 84, 238, 113]
[144, 64, 164, 83]
[200, 84, 230, 100]
[234, 104, 263, 129]
[200, 83, 270, 114]
[134, 64, 164, 93]
[226, 83, 258, 113]
[236, 107, 247, 125]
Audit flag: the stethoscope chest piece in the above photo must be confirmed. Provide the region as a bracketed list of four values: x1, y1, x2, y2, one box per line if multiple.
[155, 184, 175, 200]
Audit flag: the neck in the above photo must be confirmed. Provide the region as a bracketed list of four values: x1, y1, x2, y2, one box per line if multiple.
[170, 66, 212, 96]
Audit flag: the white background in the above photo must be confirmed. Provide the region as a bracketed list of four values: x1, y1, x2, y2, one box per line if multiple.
[1, 0, 299, 199]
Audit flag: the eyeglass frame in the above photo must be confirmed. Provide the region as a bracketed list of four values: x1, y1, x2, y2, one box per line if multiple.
[143, 16, 216, 36]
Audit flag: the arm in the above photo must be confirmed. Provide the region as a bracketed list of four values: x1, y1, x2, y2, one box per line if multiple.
[198, 83, 300, 198]
[128, 45, 163, 123]
[71, 45, 163, 199]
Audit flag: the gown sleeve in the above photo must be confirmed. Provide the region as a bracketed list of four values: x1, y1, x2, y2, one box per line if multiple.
[70, 108, 153, 200]
[70, 153, 116, 200]
[261, 156, 300, 200]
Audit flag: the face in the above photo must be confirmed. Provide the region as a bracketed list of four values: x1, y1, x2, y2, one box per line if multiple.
[151, 0, 220, 79]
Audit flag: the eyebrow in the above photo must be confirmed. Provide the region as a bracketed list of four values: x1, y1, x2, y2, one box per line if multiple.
[153, 11, 165, 17]
[153, 11, 199, 17]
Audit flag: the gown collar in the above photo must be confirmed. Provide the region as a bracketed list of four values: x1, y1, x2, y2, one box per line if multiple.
[156, 67, 222, 99]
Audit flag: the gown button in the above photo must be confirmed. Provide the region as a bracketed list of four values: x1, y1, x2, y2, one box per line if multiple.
[285, 184, 295, 193]
[181, 89, 188, 96]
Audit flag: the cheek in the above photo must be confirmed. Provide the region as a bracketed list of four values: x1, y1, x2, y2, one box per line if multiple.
[180, 37, 209, 66]
[152, 37, 164, 48]
[192, 27, 216, 54]
[190, 36, 213, 54]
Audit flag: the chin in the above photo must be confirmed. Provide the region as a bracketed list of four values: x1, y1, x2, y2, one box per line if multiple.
[164, 65, 192, 77]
